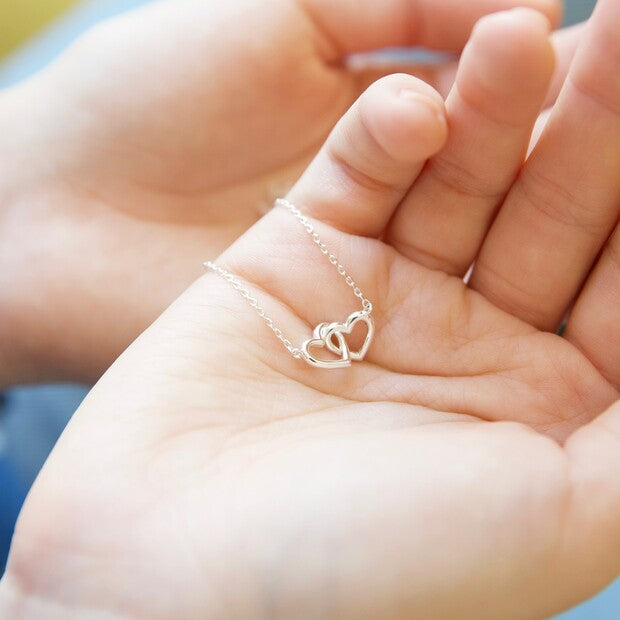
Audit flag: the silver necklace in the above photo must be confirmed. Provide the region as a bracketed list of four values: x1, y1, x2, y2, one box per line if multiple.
[204, 198, 375, 369]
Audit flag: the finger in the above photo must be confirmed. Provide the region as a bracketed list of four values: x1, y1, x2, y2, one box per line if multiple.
[214, 73, 446, 357]
[545, 22, 587, 107]
[471, 0, 620, 330]
[533, 24, 588, 152]
[565, 223, 620, 388]
[281, 73, 447, 238]
[356, 24, 586, 153]
[299, 0, 562, 58]
[386, 9, 554, 275]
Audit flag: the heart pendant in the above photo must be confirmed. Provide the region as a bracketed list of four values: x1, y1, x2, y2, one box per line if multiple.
[301, 329, 351, 369]
[324, 311, 374, 362]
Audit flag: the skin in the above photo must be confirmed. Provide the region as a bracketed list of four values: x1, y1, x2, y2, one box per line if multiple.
[1, 6, 619, 619]
[0, 0, 565, 386]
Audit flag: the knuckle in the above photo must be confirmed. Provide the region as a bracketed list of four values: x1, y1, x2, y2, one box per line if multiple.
[427, 155, 506, 202]
[516, 168, 610, 237]
[328, 148, 400, 194]
[569, 73, 620, 119]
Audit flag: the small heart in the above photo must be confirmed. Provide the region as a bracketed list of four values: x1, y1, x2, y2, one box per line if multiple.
[324, 311, 374, 361]
[301, 330, 351, 369]
[313, 322, 329, 339]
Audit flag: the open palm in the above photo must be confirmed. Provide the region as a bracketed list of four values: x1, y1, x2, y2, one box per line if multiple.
[3, 5, 620, 618]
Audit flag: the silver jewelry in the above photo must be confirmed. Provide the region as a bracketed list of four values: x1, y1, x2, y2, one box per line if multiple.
[204, 198, 374, 369]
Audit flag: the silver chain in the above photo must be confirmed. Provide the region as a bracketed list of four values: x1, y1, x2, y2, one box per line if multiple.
[204, 198, 373, 359]
[202, 261, 304, 358]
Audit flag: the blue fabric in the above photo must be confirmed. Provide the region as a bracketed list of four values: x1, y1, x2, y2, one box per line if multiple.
[0, 456, 26, 573]
[0, 385, 87, 575]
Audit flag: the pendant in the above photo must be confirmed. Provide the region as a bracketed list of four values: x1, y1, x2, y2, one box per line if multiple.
[301, 311, 374, 369]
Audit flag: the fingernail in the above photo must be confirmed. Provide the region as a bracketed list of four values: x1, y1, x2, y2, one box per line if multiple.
[399, 90, 446, 124]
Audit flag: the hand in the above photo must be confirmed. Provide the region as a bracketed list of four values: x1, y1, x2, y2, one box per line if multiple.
[2, 8, 618, 618]
[0, 0, 562, 386]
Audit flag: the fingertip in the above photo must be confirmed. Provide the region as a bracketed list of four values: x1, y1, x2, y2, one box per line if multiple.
[473, 7, 552, 53]
[510, 6, 553, 33]
[464, 8, 556, 102]
[286, 73, 448, 237]
[394, 91, 448, 157]
[360, 75, 448, 163]
[511, 1, 563, 30]
[364, 73, 445, 112]
[399, 90, 446, 126]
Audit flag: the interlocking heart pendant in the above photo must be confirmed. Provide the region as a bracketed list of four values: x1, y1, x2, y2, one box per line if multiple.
[300, 311, 374, 369]
[301, 329, 351, 369]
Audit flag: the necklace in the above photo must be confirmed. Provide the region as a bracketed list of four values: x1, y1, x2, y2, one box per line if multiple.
[204, 198, 374, 369]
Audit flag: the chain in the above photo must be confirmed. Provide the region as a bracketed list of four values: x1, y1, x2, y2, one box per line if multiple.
[203, 261, 304, 358]
[204, 198, 373, 360]
[275, 198, 373, 314]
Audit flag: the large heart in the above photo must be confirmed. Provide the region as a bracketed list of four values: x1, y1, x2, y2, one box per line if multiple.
[301, 329, 351, 369]
[323, 311, 374, 362]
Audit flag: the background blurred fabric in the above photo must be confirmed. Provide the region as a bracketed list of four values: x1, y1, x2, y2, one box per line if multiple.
[0, 1, 617, 617]
[0, 0, 77, 58]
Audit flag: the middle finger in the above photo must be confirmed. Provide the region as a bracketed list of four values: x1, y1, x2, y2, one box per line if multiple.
[385, 9, 554, 276]
[470, 0, 620, 331]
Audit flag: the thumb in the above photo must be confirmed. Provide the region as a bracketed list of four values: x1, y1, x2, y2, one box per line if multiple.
[298, 0, 562, 57]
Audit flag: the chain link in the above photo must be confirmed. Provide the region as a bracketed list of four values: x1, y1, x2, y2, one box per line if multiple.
[203, 261, 304, 358]
[275, 198, 373, 314]
[204, 198, 373, 359]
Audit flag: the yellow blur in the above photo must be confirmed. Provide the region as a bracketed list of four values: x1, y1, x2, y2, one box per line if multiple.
[0, 0, 77, 58]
